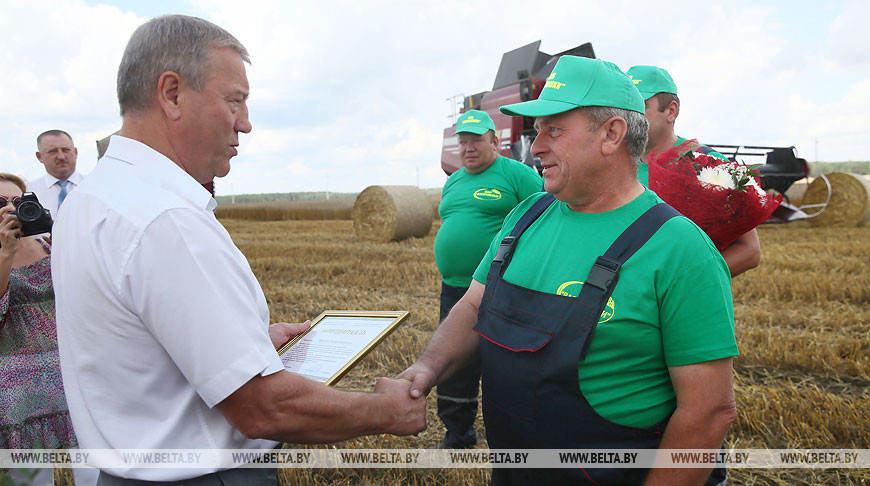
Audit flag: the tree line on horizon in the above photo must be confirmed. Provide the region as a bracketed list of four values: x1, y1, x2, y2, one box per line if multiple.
[215, 162, 868, 203]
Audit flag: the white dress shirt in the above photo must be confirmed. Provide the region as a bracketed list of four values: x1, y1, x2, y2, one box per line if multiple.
[26, 171, 85, 220]
[52, 135, 283, 481]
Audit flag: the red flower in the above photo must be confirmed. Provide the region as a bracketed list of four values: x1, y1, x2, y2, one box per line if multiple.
[649, 139, 781, 250]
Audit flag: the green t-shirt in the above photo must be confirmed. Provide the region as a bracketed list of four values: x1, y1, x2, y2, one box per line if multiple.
[472, 190, 737, 428]
[638, 136, 728, 187]
[435, 156, 542, 287]
[637, 162, 649, 187]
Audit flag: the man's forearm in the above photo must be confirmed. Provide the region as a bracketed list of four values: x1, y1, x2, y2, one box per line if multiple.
[418, 296, 481, 384]
[253, 375, 394, 442]
[721, 228, 761, 277]
[218, 372, 425, 444]
[398, 281, 486, 400]
[643, 403, 736, 486]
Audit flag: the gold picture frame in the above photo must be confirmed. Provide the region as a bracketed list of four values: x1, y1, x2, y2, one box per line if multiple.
[277, 310, 410, 386]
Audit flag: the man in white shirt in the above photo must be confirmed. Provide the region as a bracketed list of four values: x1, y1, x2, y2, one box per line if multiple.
[52, 14, 426, 485]
[28, 129, 85, 220]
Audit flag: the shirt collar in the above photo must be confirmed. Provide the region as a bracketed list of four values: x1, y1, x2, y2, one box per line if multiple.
[43, 171, 83, 187]
[103, 135, 216, 211]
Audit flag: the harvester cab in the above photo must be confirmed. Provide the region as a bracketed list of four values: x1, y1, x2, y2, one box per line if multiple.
[441, 41, 595, 175]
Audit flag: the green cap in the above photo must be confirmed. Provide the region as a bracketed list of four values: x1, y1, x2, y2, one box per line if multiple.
[454, 110, 496, 135]
[626, 65, 677, 100]
[499, 56, 644, 117]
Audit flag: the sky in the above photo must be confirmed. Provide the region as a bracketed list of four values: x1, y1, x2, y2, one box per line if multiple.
[1, 0, 868, 195]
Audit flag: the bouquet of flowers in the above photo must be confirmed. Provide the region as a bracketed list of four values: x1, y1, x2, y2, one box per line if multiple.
[648, 139, 781, 250]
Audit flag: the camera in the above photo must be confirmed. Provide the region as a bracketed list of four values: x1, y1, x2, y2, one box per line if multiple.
[11, 192, 53, 236]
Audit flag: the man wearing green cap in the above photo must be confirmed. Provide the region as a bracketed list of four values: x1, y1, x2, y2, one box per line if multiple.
[627, 65, 761, 278]
[401, 56, 736, 485]
[433, 109, 541, 449]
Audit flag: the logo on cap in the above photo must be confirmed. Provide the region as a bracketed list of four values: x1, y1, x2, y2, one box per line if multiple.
[628, 74, 642, 85]
[545, 72, 566, 90]
[461, 116, 481, 124]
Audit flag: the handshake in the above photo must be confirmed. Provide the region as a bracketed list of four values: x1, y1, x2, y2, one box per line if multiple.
[262, 321, 433, 440]
[373, 361, 440, 437]
[371, 376, 429, 436]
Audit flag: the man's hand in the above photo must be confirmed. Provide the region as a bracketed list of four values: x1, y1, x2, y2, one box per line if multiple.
[373, 377, 427, 436]
[396, 362, 437, 399]
[269, 321, 311, 350]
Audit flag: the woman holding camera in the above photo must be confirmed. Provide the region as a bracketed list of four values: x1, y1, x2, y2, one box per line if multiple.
[0, 173, 77, 484]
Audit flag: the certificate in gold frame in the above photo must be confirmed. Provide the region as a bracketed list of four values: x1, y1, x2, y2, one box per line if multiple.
[276, 310, 409, 386]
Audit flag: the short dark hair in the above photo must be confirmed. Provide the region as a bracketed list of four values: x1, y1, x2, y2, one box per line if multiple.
[37, 129, 74, 147]
[652, 92, 680, 112]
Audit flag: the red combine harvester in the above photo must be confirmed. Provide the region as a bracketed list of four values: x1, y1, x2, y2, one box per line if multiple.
[441, 40, 595, 175]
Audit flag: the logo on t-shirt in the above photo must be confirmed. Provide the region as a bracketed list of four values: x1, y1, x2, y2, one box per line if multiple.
[473, 188, 502, 200]
[556, 281, 615, 323]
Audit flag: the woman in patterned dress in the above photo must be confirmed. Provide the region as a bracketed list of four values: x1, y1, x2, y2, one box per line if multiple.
[0, 173, 76, 484]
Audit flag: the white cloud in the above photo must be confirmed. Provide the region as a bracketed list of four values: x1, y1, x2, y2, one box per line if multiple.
[0, 0, 142, 180]
[384, 121, 442, 164]
[1, 0, 867, 195]
[794, 78, 870, 161]
[828, 0, 870, 71]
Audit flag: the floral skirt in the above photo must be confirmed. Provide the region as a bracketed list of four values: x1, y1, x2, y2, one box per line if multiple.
[1, 411, 77, 449]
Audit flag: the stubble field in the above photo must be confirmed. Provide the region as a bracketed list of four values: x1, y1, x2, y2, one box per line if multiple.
[209, 197, 870, 486]
[44, 198, 869, 486]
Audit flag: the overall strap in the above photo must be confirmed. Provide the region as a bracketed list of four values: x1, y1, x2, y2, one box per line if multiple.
[577, 203, 681, 360]
[490, 194, 556, 275]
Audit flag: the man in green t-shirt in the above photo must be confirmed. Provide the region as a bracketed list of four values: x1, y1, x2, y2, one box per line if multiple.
[433, 109, 542, 448]
[627, 65, 761, 278]
[400, 56, 737, 485]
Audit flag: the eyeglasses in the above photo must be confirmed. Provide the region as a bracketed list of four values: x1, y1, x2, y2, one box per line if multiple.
[0, 196, 22, 207]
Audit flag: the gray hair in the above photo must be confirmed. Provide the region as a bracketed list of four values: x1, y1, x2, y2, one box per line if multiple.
[582, 106, 649, 165]
[117, 15, 250, 116]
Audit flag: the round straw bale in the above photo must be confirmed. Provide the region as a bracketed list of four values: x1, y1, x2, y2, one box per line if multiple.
[803, 172, 870, 227]
[353, 185, 433, 242]
[784, 179, 809, 206]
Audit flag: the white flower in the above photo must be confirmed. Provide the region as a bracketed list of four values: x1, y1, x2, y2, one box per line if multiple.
[746, 177, 766, 198]
[698, 166, 736, 190]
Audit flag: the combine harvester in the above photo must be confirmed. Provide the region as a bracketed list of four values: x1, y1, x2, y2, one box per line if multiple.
[704, 145, 870, 226]
[440, 41, 869, 227]
[441, 40, 595, 176]
[704, 144, 823, 223]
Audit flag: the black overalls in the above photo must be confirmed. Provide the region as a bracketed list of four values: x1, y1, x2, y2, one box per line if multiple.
[472, 194, 726, 485]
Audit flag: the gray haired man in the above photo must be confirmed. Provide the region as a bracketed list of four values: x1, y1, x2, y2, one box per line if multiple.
[53, 15, 426, 485]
